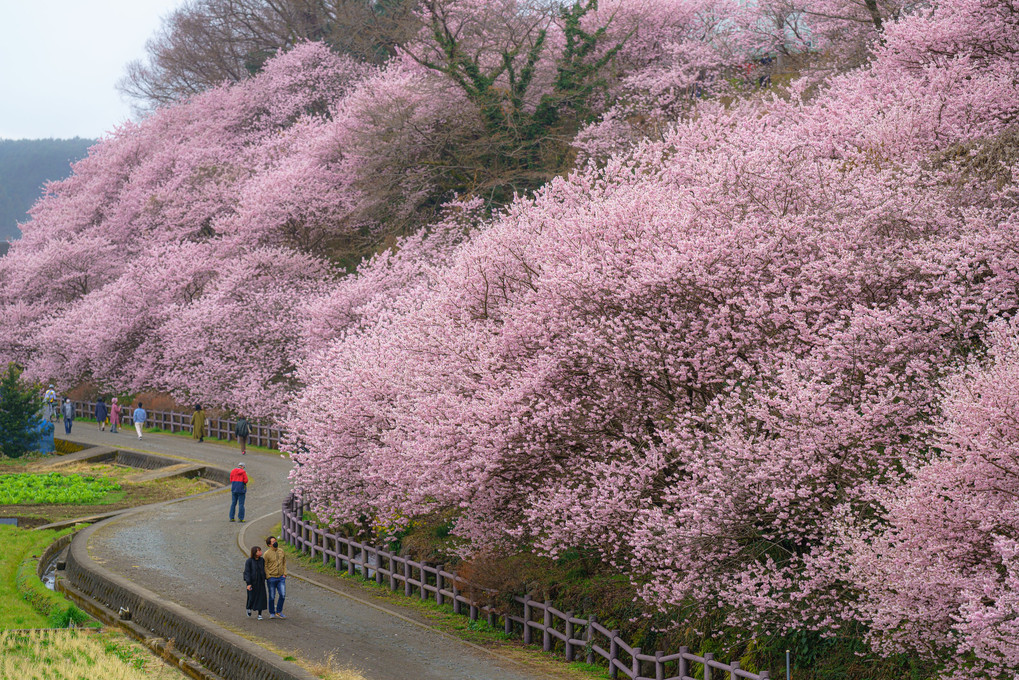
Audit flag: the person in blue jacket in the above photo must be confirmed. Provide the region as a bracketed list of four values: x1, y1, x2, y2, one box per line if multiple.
[133, 402, 147, 439]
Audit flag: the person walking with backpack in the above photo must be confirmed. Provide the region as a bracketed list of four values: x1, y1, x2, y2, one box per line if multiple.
[235, 416, 251, 455]
[43, 385, 57, 422]
[229, 462, 248, 522]
[133, 402, 147, 439]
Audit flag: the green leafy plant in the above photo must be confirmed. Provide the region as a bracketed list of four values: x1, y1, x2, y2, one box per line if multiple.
[0, 472, 120, 504]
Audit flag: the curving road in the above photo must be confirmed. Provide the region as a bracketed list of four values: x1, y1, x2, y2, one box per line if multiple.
[61, 429, 557, 680]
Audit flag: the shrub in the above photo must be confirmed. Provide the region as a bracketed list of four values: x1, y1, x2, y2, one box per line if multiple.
[0, 364, 43, 459]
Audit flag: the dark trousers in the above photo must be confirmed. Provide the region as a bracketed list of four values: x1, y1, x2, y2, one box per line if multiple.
[63, 417, 72, 434]
[230, 492, 246, 521]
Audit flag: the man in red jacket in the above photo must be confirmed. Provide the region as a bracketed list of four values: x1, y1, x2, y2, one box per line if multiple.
[229, 462, 249, 522]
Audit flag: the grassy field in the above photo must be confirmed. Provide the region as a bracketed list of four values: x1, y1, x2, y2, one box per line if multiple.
[0, 455, 211, 525]
[0, 525, 88, 630]
[0, 629, 188, 679]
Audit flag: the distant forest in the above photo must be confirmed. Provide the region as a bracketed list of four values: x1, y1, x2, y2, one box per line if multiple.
[0, 138, 94, 246]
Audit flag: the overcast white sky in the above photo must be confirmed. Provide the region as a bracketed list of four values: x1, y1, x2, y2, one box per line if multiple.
[0, 0, 186, 140]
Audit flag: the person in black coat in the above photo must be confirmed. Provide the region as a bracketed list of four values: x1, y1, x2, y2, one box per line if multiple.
[95, 398, 108, 431]
[243, 546, 269, 619]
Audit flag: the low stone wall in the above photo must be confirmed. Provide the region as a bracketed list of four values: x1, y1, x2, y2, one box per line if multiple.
[62, 514, 316, 680]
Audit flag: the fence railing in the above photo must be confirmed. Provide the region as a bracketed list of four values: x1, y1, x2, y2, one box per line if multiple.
[281, 495, 770, 680]
[68, 400, 282, 450]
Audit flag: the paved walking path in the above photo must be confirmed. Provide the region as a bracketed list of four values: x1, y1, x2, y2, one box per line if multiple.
[58, 428, 560, 680]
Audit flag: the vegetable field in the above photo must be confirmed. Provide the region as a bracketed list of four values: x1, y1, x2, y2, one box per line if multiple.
[0, 472, 120, 504]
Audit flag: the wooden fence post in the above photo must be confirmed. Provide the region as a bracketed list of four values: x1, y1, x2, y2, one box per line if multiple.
[452, 579, 460, 614]
[656, 650, 664, 680]
[420, 565, 428, 601]
[389, 554, 397, 591]
[436, 565, 444, 605]
[405, 561, 413, 597]
[376, 549, 384, 585]
[543, 601, 552, 652]
[347, 540, 355, 576]
[586, 616, 594, 665]
[632, 647, 641, 679]
[523, 595, 532, 645]
[704, 652, 714, 680]
[610, 630, 620, 679]
[731, 661, 740, 680]
[565, 612, 574, 661]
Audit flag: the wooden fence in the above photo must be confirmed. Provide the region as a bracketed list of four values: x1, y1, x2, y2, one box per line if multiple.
[69, 400, 281, 450]
[282, 495, 770, 680]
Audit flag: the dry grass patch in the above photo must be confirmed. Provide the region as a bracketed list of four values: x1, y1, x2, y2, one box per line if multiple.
[0, 629, 187, 679]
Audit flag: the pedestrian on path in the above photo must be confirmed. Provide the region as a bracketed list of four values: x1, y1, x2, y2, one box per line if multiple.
[43, 385, 57, 421]
[110, 397, 121, 433]
[95, 398, 108, 431]
[235, 416, 250, 455]
[243, 546, 268, 620]
[133, 402, 147, 439]
[229, 462, 248, 522]
[264, 536, 287, 619]
[192, 404, 206, 443]
[62, 398, 74, 434]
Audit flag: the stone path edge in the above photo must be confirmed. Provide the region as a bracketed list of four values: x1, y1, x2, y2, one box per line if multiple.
[58, 487, 318, 680]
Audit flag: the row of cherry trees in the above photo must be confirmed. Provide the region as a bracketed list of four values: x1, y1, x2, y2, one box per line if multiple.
[2, 0, 1018, 675]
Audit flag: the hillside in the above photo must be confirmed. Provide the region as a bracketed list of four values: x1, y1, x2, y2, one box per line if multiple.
[0, 138, 94, 242]
[1, 0, 1018, 675]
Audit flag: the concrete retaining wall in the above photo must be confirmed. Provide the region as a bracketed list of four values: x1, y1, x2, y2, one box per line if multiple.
[37, 531, 76, 578]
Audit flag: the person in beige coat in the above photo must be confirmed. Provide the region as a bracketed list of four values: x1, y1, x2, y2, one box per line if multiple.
[264, 536, 288, 619]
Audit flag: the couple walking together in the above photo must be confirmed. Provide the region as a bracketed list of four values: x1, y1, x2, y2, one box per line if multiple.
[243, 536, 288, 620]
[91, 397, 123, 432]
